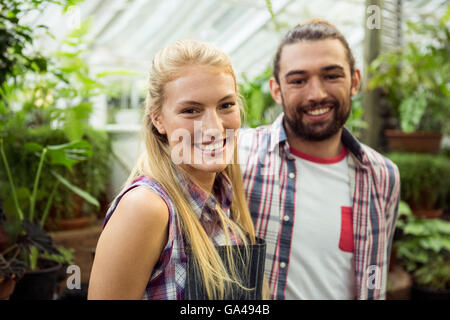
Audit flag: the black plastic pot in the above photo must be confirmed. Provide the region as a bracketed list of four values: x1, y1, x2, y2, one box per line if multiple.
[10, 259, 62, 300]
[411, 283, 450, 300]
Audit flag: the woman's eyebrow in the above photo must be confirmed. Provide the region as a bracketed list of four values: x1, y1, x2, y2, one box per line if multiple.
[218, 94, 235, 103]
[179, 100, 204, 106]
[178, 94, 235, 106]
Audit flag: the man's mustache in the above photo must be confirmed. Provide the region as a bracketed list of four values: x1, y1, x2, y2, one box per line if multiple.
[296, 99, 339, 113]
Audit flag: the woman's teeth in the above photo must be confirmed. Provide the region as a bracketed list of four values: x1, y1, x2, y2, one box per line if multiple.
[306, 107, 331, 116]
[196, 140, 224, 151]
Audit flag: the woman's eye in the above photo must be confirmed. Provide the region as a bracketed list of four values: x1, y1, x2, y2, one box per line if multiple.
[220, 102, 235, 109]
[181, 108, 198, 114]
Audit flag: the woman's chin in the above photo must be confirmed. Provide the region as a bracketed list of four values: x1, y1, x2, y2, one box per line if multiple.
[186, 162, 229, 173]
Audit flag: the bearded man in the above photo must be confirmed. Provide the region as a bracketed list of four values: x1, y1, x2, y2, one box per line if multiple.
[238, 19, 400, 300]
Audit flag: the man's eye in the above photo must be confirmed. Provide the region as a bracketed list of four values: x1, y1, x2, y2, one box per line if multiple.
[326, 74, 342, 80]
[290, 79, 306, 85]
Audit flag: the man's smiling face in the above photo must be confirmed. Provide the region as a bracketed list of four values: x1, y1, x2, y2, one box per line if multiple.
[270, 39, 360, 141]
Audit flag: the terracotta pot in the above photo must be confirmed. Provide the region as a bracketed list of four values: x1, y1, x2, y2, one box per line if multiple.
[384, 130, 442, 154]
[57, 215, 94, 231]
[412, 209, 443, 219]
[0, 278, 16, 300]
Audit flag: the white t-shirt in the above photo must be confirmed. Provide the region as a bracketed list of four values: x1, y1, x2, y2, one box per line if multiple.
[285, 146, 356, 300]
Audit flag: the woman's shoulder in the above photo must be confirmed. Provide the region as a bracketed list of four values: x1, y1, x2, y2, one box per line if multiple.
[119, 186, 169, 224]
[104, 176, 172, 229]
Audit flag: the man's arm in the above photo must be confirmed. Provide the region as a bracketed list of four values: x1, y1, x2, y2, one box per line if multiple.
[385, 160, 401, 265]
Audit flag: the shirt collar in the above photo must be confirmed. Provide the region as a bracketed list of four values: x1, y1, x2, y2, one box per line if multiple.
[269, 112, 368, 166]
[174, 168, 233, 221]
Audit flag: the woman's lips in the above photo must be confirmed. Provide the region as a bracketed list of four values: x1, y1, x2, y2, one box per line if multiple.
[194, 138, 225, 151]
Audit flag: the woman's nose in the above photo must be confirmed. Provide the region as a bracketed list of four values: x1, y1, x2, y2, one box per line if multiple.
[200, 109, 224, 139]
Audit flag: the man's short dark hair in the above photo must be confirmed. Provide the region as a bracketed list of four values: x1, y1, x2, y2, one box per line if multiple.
[273, 19, 356, 84]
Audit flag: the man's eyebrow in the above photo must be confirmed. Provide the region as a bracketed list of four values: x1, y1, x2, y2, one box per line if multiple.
[322, 65, 345, 72]
[284, 65, 346, 78]
[284, 70, 307, 78]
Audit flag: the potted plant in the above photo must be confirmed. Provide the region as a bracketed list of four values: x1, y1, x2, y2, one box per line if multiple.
[394, 202, 450, 300]
[369, 6, 450, 154]
[0, 138, 99, 300]
[53, 128, 111, 231]
[387, 152, 450, 218]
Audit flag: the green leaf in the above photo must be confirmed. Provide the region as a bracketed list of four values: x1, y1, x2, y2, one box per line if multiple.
[404, 222, 428, 236]
[46, 140, 93, 170]
[51, 170, 99, 208]
[4, 187, 31, 216]
[399, 93, 427, 132]
[24, 142, 44, 153]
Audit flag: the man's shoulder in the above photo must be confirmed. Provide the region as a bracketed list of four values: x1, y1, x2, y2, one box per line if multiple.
[238, 125, 274, 149]
[359, 142, 400, 182]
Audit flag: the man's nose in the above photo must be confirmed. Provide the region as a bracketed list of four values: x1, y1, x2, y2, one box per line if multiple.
[305, 77, 327, 103]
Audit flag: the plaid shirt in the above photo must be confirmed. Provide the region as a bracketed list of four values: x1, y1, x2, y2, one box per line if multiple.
[103, 170, 239, 300]
[238, 113, 401, 300]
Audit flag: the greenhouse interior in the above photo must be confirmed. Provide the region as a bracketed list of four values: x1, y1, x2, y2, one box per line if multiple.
[0, 0, 449, 303]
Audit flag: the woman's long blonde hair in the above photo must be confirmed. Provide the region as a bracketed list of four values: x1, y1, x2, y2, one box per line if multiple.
[124, 40, 268, 299]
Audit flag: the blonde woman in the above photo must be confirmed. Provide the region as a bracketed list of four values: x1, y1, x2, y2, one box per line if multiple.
[88, 40, 267, 300]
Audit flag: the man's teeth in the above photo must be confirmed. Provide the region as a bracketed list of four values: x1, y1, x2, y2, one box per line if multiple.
[306, 107, 331, 116]
[197, 140, 224, 151]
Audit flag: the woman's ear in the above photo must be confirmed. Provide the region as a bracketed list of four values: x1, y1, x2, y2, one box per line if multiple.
[152, 114, 166, 135]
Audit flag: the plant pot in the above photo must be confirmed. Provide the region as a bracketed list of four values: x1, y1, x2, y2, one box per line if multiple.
[412, 209, 444, 219]
[386, 266, 412, 300]
[0, 278, 16, 300]
[57, 215, 94, 231]
[411, 282, 450, 300]
[9, 259, 61, 300]
[385, 130, 443, 154]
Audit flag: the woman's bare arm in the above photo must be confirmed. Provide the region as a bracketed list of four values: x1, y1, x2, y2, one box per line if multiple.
[88, 187, 169, 300]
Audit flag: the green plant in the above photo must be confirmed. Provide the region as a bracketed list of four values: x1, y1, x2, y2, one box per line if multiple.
[0, 137, 99, 279]
[41, 246, 74, 265]
[0, 2, 115, 227]
[387, 153, 450, 211]
[239, 67, 281, 128]
[368, 5, 450, 134]
[394, 201, 450, 291]
[347, 92, 368, 138]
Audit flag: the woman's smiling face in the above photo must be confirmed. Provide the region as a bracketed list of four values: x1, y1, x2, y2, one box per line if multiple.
[152, 65, 241, 176]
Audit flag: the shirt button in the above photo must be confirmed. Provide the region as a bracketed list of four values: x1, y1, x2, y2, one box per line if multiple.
[280, 262, 286, 269]
[288, 172, 295, 179]
[283, 215, 290, 222]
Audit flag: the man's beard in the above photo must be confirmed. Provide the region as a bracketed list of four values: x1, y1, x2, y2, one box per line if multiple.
[282, 94, 351, 142]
